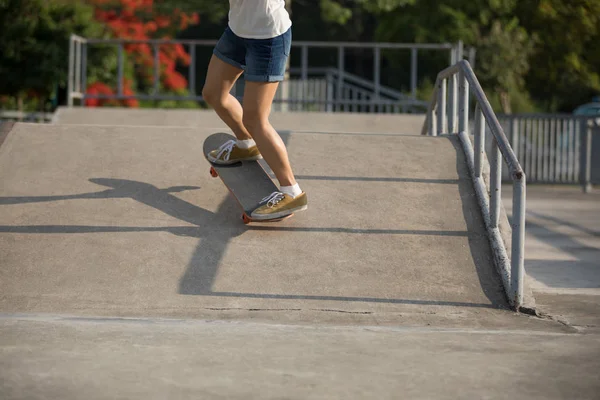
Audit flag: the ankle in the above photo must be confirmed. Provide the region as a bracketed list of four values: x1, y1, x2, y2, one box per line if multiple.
[236, 138, 256, 149]
[280, 183, 302, 198]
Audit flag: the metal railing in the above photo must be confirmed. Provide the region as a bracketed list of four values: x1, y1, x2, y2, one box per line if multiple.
[68, 35, 87, 106]
[422, 60, 526, 310]
[496, 114, 597, 192]
[271, 67, 428, 113]
[68, 34, 473, 112]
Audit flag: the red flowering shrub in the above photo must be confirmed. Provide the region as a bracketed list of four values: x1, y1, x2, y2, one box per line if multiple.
[87, 0, 199, 106]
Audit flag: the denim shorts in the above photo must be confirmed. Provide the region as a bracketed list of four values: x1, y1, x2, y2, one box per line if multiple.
[213, 26, 291, 82]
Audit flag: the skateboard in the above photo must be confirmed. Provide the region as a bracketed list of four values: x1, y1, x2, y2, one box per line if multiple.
[203, 132, 293, 224]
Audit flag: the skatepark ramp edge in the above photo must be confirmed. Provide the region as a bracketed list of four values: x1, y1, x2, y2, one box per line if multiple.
[422, 60, 531, 312]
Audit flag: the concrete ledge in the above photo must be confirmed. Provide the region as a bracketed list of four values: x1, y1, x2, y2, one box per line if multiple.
[458, 131, 536, 312]
[52, 107, 426, 135]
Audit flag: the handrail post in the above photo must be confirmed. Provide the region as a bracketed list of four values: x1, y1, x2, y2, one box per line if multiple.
[511, 176, 526, 307]
[189, 44, 196, 95]
[75, 40, 81, 95]
[302, 45, 309, 111]
[490, 138, 501, 228]
[373, 46, 380, 113]
[429, 106, 437, 136]
[474, 105, 485, 177]
[337, 46, 344, 112]
[437, 78, 447, 135]
[457, 40, 464, 61]
[117, 43, 124, 96]
[153, 44, 160, 95]
[448, 46, 458, 133]
[448, 75, 457, 133]
[410, 48, 418, 100]
[581, 118, 593, 193]
[68, 35, 74, 106]
[82, 42, 88, 106]
[458, 68, 469, 135]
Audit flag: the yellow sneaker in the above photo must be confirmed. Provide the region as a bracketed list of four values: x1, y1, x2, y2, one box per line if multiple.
[208, 139, 262, 165]
[251, 191, 308, 220]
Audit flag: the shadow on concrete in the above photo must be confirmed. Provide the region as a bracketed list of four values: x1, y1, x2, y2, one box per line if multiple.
[520, 218, 600, 289]
[295, 176, 460, 184]
[450, 136, 511, 309]
[247, 226, 468, 236]
[523, 259, 600, 289]
[527, 211, 600, 238]
[204, 291, 495, 308]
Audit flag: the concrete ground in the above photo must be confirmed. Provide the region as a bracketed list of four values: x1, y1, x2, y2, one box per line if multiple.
[0, 116, 599, 399]
[503, 185, 600, 331]
[2, 315, 599, 400]
[0, 123, 524, 326]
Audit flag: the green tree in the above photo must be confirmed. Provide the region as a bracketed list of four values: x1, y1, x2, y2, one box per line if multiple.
[475, 20, 534, 114]
[153, 0, 228, 23]
[373, 0, 536, 113]
[516, 0, 600, 111]
[0, 0, 106, 111]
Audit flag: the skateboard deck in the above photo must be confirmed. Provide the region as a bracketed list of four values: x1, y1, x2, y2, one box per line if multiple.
[203, 132, 292, 224]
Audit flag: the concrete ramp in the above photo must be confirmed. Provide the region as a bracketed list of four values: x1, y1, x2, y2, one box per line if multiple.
[52, 107, 426, 135]
[0, 122, 538, 328]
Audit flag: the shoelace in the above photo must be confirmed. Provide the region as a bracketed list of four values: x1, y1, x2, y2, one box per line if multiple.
[215, 140, 236, 161]
[260, 192, 285, 208]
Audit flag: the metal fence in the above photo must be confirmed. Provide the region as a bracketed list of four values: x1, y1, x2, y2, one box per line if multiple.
[422, 60, 526, 311]
[495, 114, 597, 192]
[272, 67, 428, 113]
[68, 34, 473, 112]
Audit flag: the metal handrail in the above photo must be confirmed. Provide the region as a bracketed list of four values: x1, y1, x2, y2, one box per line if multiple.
[422, 60, 527, 310]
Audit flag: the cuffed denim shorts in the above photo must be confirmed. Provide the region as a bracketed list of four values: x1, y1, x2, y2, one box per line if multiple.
[213, 26, 291, 82]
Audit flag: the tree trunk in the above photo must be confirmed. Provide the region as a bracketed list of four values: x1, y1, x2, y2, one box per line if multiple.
[499, 90, 512, 115]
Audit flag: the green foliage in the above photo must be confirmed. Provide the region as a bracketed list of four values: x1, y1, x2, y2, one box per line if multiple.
[138, 98, 203, 109]
[0, 0, 105, 109]
[319, 0, 352, 25]
[516, 0, 600, 111]
[153, 0, 228, 23]
[369, 0, 597, 113]
[1, 0, 598, 113]
[318, 0, 415, 39]
[475, 20, 535, 113]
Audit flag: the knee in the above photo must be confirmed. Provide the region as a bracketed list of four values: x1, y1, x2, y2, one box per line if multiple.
[201, 85, 221, 108]
[242, 112, 266, 133]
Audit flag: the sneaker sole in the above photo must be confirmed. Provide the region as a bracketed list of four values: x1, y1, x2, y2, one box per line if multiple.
[207, 154, 263, 165]
[251, 204, 308, 221]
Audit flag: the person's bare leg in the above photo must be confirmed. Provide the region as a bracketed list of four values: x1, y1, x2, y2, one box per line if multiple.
[242, 81, 296, 187]
[201, 55, 252, 140]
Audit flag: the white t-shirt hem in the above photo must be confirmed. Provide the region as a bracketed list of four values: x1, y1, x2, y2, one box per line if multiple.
[228, 21, 292, 39]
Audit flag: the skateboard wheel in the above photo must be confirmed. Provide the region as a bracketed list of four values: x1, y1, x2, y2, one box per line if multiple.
[242, 214, 251, 224]
[210, 167, 218, 178]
